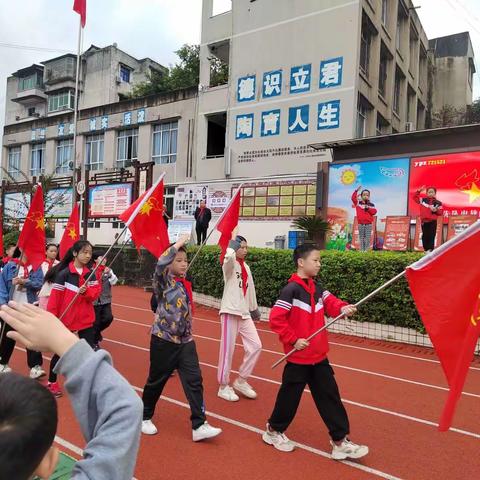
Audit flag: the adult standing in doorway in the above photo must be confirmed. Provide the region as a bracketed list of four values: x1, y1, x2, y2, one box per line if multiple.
[194, 200, 211, 246]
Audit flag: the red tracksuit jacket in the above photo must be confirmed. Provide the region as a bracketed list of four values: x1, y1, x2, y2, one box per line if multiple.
[351, 190, 377, 224]
[47, 262, 101, 331]
[413, 192, 443, 223]
[269, 274, 347, 365]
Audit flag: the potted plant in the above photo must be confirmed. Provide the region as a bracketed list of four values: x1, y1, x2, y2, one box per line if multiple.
[291, 215, 331, 247]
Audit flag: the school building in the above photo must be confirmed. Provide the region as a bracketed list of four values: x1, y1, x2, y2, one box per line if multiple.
[1, 0, 476, 247]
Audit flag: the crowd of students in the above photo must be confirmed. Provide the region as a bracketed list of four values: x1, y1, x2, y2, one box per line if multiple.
[0, 230, 374, 480]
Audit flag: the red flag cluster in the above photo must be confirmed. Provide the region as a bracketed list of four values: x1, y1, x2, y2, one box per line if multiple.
[406, 220, 480, 431]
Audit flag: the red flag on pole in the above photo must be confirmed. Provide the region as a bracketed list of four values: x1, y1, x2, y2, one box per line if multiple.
[59, 203, 80, 259]
[406, 220, 480, 431]
[119, 177, 170, 258]
[17, 185, 46, 270]
[217, 188, 241, 263]
[73, 0, 87, 27]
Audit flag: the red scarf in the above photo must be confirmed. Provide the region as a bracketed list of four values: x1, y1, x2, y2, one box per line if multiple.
[45, 259, 56, 270]
[288, 273, 316, 315]
[11, 258, 31, 279]
[198, 206, 205, 219]
[237, 258, 248, 296]
[96, 265, 106, 278]
[175, 277, 194, 313]
[2, 256, 11, 265]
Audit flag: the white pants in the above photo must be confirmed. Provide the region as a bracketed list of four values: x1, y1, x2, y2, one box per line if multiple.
[217, 314, 262, 385]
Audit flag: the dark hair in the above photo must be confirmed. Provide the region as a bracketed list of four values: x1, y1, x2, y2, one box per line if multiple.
[6, 244, 16, 250]
[44, 240, 92, 284]
[361, 189, 370, 195]
[426, 186, 437, 193]
[236, 235, 247, 243]
[92, 249, 106, 261]
[46, 243, 58, 251]
[293, 243, 320, 267]
[0, 373, 58, 480]
[12, 247, 22, 259]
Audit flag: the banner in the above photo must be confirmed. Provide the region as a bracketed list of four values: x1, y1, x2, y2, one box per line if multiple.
[408, 152, 480, 223]
[89, 183, 132, 218]
[3, 192, 30, 219]
[413, 217, 443, 251]
[45, 188, 74, 218]
[327, 158, 410, 250]
[446, 215, 478, 240]
[383, 216, 411, 251]
[351, 216, 376, 250]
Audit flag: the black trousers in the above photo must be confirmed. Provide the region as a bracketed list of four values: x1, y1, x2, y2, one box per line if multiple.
[421, 221, 437, 251]
[49, 327, 95, 383]
[142, 336, 206, 429]
[196, 225, 207, 246]
[93, 303, 114, 344]
[0, 321, 43, 368]
[268, 359, 350, 442]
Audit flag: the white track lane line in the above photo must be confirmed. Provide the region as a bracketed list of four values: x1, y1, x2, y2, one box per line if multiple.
[15, 346, 399, 480]
[112, 317, 480, 399]
[112, 302, 480, 372]
[101, 338, 480, 440]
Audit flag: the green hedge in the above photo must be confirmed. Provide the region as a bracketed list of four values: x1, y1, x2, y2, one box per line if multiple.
[107, 245, 425, 333]
[186, 246, 425, 333]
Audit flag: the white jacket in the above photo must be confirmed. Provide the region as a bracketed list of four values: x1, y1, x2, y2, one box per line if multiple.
[219, 247, 259, 320]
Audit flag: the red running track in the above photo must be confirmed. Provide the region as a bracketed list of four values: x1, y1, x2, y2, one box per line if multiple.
[9, 286, 480, 480]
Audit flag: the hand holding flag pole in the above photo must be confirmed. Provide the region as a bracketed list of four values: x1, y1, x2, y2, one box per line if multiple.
[57, 173, 166, 322]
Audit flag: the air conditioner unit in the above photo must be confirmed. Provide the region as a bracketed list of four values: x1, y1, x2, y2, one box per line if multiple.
[405, 122, 414, 132]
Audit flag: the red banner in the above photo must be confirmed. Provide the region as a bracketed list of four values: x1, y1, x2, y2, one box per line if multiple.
[383, 216, 411, 251]
[413, 217, 443, 251]
[446, 215, 478, 241]
[408, 152, 480, 223]
[351, 217, 376, 250]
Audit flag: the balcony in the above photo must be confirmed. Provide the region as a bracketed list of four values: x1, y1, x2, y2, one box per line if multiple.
[42, 54, 77, 92]
[12, 88, 47, 106]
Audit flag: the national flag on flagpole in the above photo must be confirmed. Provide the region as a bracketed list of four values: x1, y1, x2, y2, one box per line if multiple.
[406, 220, 480, 431]
[118, 175, 170, 258]
[217, 187, 241, 263]
[17, 185, 46, 270]
[73, 0, 87, 27]
[59, 203, 80, 259]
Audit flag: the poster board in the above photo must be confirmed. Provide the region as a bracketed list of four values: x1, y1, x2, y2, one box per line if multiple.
[174, 184, 208, 219]
[382, 216, 410, 251]
[89, 183, 132, 218]
[413, 217, 443, 251]
[168, 220, 195, 243]
[446, 215, 478, 240]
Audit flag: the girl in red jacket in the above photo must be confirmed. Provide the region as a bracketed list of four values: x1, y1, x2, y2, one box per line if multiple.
[414, 186, 443, 252]
[351, 186, 377, 251]
[44, 240, 100, 396]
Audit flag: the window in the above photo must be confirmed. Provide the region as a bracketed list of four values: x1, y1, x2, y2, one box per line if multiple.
[393, 68, 403, 115]
[407, 85, 416, 123]
[119, 65, 132, 83]
[409, 26, 418, 75]
[417, 100, 426, 129]
[48, 90, 74, 112]
[164, 186, 175, 218]
[8, 147, 21, 180]
[86, 134, 104, 171]
[56, 139, 73, 174]
[18, 73, 42, 91]
[206, 113, 226, 157]
[117, 128, 138, 168]
[381, 0, 388, 26]
[378, 43, 390, 98]
[30, 143, 45, 176]
[396, 3, 408, 54]
[376, 113, 390, 135]
[356, 94, 371, 138]
[28, 107, 36, 116]
[152, 122, 178, 164]
[419, 47, 428, 92]
[360, 15, 372, 77]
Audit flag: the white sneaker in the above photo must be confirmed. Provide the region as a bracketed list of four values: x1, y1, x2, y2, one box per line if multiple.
[0, 364, 12, 374]
[262, 425, 295, 452]
[233, 378, 257, 399]
[217, 385, 239, 402]
[192, 422, 222, 442]
[141, 419, 158, 435]
[331, 438, 369, 460]
[29, 365, 46, 380]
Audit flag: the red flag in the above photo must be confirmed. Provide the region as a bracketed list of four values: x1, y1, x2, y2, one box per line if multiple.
[217, 188, 241, 263]
[406, 221, 480, 431]
[17, 185, 46, 270]
[59, 203, 80, 259]
[119, 179, 170, 258]
[73, 0, 86, 27]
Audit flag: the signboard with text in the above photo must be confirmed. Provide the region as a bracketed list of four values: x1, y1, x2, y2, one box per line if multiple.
[382, 216, 410, 251]
[446, 215, 478, 240]
[88, 183, 132, 218]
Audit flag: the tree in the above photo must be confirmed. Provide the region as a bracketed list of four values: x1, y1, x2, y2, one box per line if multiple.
[431, 104, 466, 128]
[291, 216, 331, 244]
[466, 98, 480, 124]
[130, 43, 228, 98]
